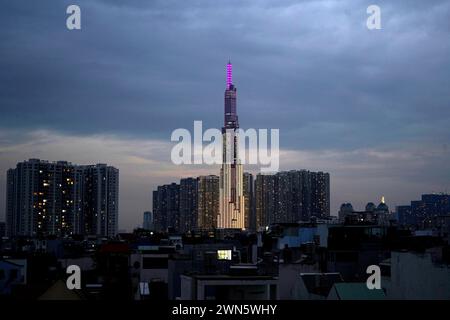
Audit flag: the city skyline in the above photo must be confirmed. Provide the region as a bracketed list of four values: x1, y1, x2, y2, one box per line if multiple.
[1, 1, 450, 231]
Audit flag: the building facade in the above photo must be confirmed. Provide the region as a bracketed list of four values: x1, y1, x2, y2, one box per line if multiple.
[243, 172, 254, 231]
[310, 171, 330, 219]
[5, 159, 119, 238]
[79, 164, 119, 237]
[179, 178, 198, 233]
[143, 211, 153, 230]
[255, 170, 330, 230]
[153, 183, 180, 232]
[396, 193, 450, 228]
[219, 61, 245, 229]
[197, 175, 219, 230]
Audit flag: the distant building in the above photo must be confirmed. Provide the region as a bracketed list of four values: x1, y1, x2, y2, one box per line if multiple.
[310, 171, 330, 219]
[339, 198, 389, 225]
[396, 193, 450, 228]
[255, 173, 275, 230]
[396, 205, 412, 226]
[6, 159, 119, 238]
[376, 197, 389, 214]
[179, 178, 198, 233]
[269, 222, 330, 250]
[197, 175, 219, 230]
[243, 172, 254, 231]
[153, 183, 180, 232]
[79, 163, 119, 237]
[255, 170, 330, 230]
[338, 203, 354, 222]
[365, 202, 376, 212]
[142, 211, 153, 230]
[152, 176, 220, 233]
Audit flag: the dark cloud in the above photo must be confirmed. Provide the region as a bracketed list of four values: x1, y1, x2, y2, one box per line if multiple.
[1, 0, 449, 228]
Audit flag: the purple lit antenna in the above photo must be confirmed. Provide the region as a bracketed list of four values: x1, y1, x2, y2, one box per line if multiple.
[226, 60, 232, 89]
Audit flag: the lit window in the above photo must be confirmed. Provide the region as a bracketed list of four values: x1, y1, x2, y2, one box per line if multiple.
[217, 250, 232, 260]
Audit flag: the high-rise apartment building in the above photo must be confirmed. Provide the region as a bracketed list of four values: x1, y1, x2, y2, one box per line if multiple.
[152, 183, 180, 232]
[152, 176, 220, 232]
[197, 175, 219, 230]
[243, 172, 254, 231]
[310, 171, 330, 219]
[255, 170, 330, 229]
[79, 164, 119, 237]
[396, 194, 450, 227]
[255, 174, 274, 230]
[5, 159, 119, 238]
[179, 178, 198, 233]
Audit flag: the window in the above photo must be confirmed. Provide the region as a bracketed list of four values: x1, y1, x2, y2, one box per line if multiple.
[217, 250, 232, 260]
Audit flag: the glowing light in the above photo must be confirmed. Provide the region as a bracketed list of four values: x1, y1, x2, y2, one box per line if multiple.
[217, 249, 232, 260]
[226, 61, 232, 89]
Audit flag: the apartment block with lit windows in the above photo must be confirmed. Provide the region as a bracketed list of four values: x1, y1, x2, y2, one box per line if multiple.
[5, 159, 118, 238]
[255, 170, 330, 230]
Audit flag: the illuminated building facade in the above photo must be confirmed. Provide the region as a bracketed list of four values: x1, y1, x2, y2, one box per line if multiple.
[255, 170, 330, 229]
[197, 175, 219, 230]
[6, 159, 118, 237]
[243, 172, 254, 231]
[153, 182, 180, 232]
[219, 61, 245, 229]
[179, 177, 198, 233]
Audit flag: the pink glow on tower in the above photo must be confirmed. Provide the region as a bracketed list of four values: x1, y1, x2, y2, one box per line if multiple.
[226, 61, 232, 89]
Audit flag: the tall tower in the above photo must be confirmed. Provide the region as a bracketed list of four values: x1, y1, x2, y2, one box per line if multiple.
[219, 61, 245, 229]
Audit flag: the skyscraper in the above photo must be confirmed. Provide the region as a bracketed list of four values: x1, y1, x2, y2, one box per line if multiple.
[5, 159, 119, 238]
[79, 164, 119, 237]
[179, 177, 198, 232]
[197, 175, 219, 230]
[255, 174, 275, 230]
[396, 193, 450, 227]
[152, 183, 180, 232]
[310, 171, 330, 219]
[219, 61, 245, 229]
[243, 172, 254, 231]
[255, 170, 330, 229]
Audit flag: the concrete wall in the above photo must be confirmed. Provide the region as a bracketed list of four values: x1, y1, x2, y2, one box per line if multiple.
[388, 251, 450, 299]
[278, 263, 319, 299]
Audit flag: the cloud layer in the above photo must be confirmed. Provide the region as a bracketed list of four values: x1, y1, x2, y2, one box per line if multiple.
[1, 0, 449, 229]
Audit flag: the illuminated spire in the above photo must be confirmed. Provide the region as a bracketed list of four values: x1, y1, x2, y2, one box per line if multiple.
[226, 60, 232, 89]
[381, 196, 385, 204]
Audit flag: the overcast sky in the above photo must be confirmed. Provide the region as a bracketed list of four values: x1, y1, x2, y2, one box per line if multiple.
[1, 0, 449, 231]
